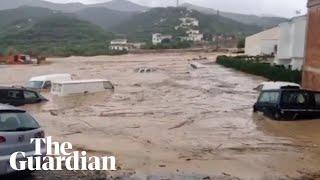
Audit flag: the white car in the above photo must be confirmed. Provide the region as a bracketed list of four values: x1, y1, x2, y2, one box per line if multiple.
[27, 74, 72, 90]
[0, 104, 46, 175]
[255, 81, 301, 91]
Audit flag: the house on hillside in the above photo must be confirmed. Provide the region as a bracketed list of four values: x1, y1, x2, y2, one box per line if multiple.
[109, 39, 129, 51]
[179, 17, 199, 27]
[275, 16, 307, 70]
[152, 33, 173, 45]
[245, 27, 280, 56]
[181, 29, 203, 42]
[110, 39, 146, 51]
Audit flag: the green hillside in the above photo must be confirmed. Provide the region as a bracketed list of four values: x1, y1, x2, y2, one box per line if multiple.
[112, 7, 262, 42]
[0, 8, 114, 56]
[75, 7, 135, 30]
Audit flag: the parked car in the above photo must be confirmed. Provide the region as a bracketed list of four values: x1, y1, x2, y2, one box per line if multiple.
[27, 74, 72, 90]
[0, 87, 48, 106]
[253, 88, 320, 120]
[0, 104, 46, 175]
[51, 79, 114, 96]
[254, 81, 301, 91]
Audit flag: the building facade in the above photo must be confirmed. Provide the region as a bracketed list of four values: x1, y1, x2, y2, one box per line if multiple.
[245, 27, 280, 56]
[302, 0, 320, 90]
[275, 16, 307, 70]
[181, 30, 203, 42]
[109, 39, 129, 51]
[152, 33, 173, 45]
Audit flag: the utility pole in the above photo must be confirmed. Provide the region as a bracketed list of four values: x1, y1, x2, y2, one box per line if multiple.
[177, 0, 179, 7]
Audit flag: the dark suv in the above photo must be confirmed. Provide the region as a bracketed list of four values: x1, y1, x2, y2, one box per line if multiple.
[253, 88, 320, 120]
[0, 86, 48, 106]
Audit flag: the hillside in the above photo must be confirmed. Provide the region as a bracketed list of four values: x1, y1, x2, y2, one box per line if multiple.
[90, 0, 148, 12]
[0, 6, 57, 31]
[112, 7, 262, 42]
[181, 3, 287, 28]
[0, 0, 85, 12]
[75, 7, 136, 30]
[0, 12, 113, 56]
[0, 0, 148, 12]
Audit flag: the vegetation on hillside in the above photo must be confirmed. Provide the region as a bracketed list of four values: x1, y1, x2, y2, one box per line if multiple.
[0, 13, 114, 56]
[216, 56, 301, 83]
[112, 7, 261, 42]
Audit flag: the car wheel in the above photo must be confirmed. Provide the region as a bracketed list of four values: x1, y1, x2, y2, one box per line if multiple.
[273, 111, 282, 120]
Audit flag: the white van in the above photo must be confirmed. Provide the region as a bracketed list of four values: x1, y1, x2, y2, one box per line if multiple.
[27, 74, 72, 90]
[51, 79, 114, 96]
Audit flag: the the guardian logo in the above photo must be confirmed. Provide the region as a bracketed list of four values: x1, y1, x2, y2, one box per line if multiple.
[10, 137, 116, 171]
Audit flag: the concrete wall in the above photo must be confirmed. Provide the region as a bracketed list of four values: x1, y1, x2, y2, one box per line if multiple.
[302, 0, 320, 90]
[245, 27, 280, 56]
[275, 16, 307, 70]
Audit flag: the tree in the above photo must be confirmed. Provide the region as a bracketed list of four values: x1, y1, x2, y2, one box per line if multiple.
[5, 47, 19, 56]
[237, 38, 245, 49]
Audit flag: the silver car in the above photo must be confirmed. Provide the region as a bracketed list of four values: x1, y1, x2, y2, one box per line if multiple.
[0, 104, 46, 175]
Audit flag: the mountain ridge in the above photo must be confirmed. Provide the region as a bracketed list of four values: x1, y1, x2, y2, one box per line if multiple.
[181, 3, 288, 28]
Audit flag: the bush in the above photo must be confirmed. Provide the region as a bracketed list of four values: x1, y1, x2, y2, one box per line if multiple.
[143, 40, 192, 49]
[216, 55, 302, 83]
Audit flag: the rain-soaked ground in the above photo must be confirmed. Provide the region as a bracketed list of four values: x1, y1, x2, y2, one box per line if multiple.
[1, 53, 320, 179]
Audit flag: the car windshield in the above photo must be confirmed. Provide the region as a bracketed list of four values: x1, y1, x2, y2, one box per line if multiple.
[0, 112, 40, 132]
[28, 81, 43, 89]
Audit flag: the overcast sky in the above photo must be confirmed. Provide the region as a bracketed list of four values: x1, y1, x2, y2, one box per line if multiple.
[47, 0, 308, 18]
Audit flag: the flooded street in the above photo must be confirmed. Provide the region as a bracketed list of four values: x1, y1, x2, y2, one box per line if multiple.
[1, 53, 320, 179]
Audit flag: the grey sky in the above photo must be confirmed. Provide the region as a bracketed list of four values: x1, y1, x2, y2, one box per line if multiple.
[47, 0, 308, 18]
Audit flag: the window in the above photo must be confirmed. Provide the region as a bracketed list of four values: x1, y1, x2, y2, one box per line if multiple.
[258, 92, 279, 103]
[24, 91, 38, 99]
[315, 93, 320, 106]
[28, 81, 44, 89]
[0, 90, 7, 99]
[7, 90, 23, 99]
[0, 112, 39, 132]
[282, 92, 310, 105]
[103, 81, 113, 89]
[43, 81, 52, 89]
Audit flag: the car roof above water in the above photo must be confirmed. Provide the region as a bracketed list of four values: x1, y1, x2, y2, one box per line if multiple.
[261, 88, 320, 93]
[29, 73, 71, 82]
[0, 86, 36, 91]
[0, 104, 25, 112]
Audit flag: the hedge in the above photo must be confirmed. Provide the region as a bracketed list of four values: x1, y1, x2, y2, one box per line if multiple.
[216, 55, 302, 83]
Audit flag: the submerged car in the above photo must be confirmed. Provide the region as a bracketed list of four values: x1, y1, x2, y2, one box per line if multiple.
[27, 74, 72, 90]
[254, 81, 301, 91]
[0, 86, 48, 106]
[51, 79, 114, 96]
[0, 104, 46, 175]
[254, 88, 320, 120]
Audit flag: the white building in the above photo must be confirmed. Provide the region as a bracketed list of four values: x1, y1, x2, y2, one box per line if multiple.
[179, 17, 199, 27]
[245, 27, 280, 56]
[275, 16, 307, 70]
[181, 30, 203, 42]
[152, 33, 173, 45]
[109, 39, 129, 51]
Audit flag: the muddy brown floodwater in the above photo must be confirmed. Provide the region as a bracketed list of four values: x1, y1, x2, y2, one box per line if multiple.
[1, 53, 320, 179]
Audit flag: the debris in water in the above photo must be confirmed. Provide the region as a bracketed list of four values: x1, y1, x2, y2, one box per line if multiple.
[169, 120, 195, 130]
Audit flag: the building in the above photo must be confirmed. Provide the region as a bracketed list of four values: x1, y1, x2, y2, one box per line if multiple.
[152, 33, 173, 45]
[275, 16, 307, 70]
[109, 39, 129, 51]
[245, 27, 280, 56]
[181, 30, 203, 42]
[302, 0, 320, 90]
[179, 17, 199, 27]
